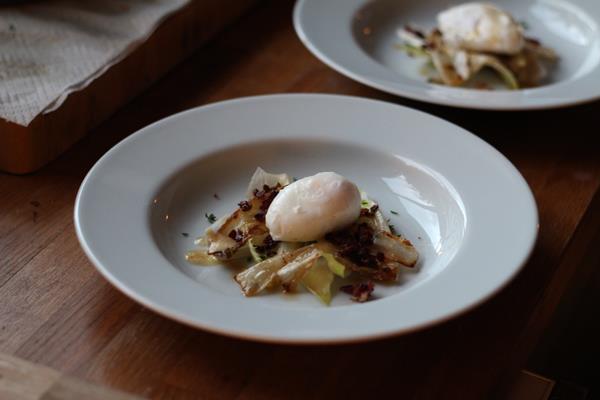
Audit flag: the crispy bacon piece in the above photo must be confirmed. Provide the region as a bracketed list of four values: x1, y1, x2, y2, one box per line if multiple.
[326, 223, 380, 269]
[341, 281, 375, 302]
[238, 200, 251, 211]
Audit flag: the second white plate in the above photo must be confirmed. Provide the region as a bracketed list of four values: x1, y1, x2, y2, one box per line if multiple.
[294, 0, 600, 110]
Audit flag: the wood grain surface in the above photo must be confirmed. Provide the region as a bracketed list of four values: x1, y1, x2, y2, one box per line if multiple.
[0, 352, 141, 400]
[0, 0, 258, 174]
[1, 1, 600, 399]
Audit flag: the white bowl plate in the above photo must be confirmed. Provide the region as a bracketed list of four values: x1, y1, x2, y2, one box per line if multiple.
[75, 94, 538, 343]
[294, 0, 600, 110]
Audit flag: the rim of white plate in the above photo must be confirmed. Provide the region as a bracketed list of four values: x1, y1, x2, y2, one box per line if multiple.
[75, 94, 538, 344]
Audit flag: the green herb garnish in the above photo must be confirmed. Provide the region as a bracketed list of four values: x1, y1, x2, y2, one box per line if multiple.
[205, 213, 216, 223]
[181, 232, 189, 237]
[390, 210, 399, 215]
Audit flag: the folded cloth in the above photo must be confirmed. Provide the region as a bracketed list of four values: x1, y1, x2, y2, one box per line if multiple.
[0, 0, 188, 126]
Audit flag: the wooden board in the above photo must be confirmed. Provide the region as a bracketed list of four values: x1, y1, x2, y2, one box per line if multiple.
[1, 1, 600, 399]
[0, 352, 141, 400]
[0, 0, 257, 174]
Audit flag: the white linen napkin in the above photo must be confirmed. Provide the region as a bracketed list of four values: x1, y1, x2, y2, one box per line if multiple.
[0, 0, 188, 126]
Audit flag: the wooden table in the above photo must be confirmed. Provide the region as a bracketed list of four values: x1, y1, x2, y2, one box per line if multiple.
[2, 1, 599, 398]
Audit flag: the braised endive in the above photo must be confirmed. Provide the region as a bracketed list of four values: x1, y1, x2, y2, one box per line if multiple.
[187, 168, 418, 304]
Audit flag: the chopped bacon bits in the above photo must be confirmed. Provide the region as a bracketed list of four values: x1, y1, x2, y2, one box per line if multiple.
[375, 266, 397, 281]
[360, 203, 380, 218]
[254, 235, 279, 257]
[251, 184, 280, 214]
[228, 229, 244, 243]
[254, 212, 265, 222]
[253, 184, 272, 199]
[260, 191, 278, 212]
[262, 235, 277, 248]
[326, 223, 379, 268]
[341, 281, 374, 302]
[238, 200, 251, 211]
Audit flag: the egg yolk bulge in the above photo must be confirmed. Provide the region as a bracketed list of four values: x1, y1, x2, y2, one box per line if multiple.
[266, 172, 362, 242]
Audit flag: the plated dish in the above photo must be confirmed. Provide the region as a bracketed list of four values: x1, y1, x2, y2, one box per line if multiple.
[187, 168, 418, 305]
[397, 3, 558, 89]
[75, 94, 538, 343]
[294, 0, 600, 109]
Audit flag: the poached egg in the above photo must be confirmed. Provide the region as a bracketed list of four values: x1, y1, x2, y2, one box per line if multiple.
[266, 172, 361, 242]
[437, 3, 524, 55]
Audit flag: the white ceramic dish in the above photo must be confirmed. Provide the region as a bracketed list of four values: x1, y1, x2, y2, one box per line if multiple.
[294, 0, 600, 110]
[75, 94, 538, 344]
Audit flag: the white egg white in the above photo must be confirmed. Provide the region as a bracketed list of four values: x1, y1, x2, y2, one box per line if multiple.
[266, 172, 361, 242]
[437, 2, 524, 55]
